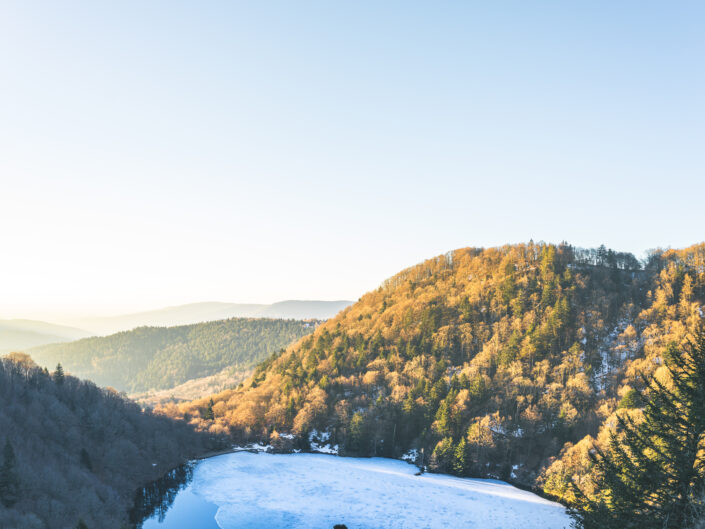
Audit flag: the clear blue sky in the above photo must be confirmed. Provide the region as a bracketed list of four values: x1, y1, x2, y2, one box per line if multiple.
[0, 2, 703, 318]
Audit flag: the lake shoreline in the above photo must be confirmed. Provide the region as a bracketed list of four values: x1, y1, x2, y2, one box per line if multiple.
[134, 452, 571, 529]
[131, 447, 569, 528]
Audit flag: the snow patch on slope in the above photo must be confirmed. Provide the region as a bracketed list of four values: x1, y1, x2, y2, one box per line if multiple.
[401, 448, 419, 464]
[309, 430, 339, 455]
[594, 318, 639, 390]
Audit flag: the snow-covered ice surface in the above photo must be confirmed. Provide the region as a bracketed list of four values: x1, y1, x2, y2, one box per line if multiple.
[182, 452, 570, 529]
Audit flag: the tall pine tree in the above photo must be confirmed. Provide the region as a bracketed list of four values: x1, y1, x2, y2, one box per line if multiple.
[54, 363, 65, 385]
[0, 439, 19, 508]
[453, 437, 468, 475]
[203, 398, 215, 421]
[572, 328, 705, 529]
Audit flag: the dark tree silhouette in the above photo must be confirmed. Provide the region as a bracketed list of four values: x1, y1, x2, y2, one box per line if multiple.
[0, 439, 19, 507]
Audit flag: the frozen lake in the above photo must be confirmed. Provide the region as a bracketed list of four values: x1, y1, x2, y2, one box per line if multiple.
[139, 452, 570, 529]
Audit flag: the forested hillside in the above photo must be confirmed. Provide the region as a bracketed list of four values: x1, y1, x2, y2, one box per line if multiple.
[161, 242, 705, 495]
[29, 318, 316, 394]
[538, 244, 705, 512]
[0, 353, 216, 529]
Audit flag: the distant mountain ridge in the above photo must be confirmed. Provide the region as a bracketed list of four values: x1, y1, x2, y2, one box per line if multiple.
[57, 300, 353, 336]
[0, 319, 90, 352]
[257, 300, 354, 320]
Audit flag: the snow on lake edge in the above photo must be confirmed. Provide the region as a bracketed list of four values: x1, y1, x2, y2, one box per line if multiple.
[187, 452, 570, 529]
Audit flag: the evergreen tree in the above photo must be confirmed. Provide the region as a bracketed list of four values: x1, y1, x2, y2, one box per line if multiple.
[345, 412, 371, 454]
[0, 439, 19, 507]
[429, 437, 454, 473]
[76, 519, 88, 529]
[203, 399, 215, 421]
[617, 388, 642, 409]
[453, 437, 468, 476]
[572, 329, 705, 529]
[54, 363, 65, 385]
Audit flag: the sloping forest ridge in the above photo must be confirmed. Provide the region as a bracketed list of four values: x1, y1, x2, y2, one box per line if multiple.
[162, 242, 705, 511]
[30, 318, 318, 394]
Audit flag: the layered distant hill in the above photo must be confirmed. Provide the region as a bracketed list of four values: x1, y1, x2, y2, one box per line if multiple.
[29, 318, 317, 394]
[57, 300, 353, 336]
[0, 319, 89, 352]
[0, 353, 213, 529]
[165, 242, 705, 497]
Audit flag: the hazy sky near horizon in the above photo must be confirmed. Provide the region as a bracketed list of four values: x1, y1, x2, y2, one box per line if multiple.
[1, 2, 703, 319]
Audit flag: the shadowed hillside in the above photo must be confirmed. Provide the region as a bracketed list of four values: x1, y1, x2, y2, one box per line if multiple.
[0, 353, 217, 529]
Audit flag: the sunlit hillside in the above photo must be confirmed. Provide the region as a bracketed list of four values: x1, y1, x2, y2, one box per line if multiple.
[162, 242, 705, 493]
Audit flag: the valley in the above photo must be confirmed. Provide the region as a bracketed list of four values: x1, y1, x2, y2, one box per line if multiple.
[131, 365, 253, 407]
[4, 242, 705, 528]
